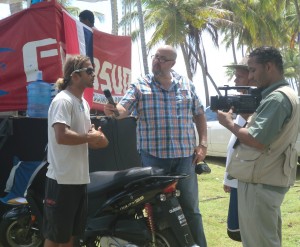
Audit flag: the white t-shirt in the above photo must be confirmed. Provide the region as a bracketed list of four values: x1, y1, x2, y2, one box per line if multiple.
[223, 115, 246, 188]
[47, 90, 91, 184]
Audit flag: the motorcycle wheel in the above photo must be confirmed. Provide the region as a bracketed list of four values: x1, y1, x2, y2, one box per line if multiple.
[77, 229, 181, 247]
[0, 216, 43, 247]
[144, 228, 180, 247]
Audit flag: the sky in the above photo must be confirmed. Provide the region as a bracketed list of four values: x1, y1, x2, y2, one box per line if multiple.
[0, 0, 243, 105]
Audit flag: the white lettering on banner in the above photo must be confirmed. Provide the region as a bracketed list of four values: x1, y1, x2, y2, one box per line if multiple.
[123, 67, 131, 91]
[93, 58, 100, 90]
[111, 64, 122, 94]
[99, 61, 112, 92]
[23, 38, 58, 82]
[22, 39, 131, 94]
[95, 58, 131, 94]
[59, 43, 66, 73]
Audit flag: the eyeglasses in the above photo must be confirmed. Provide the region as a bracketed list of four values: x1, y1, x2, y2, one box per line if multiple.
[151, 55, 174, 63]
[71, 67, 95, 76]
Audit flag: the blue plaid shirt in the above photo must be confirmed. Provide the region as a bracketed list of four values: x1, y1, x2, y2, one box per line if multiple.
[119, 71, 204, 158]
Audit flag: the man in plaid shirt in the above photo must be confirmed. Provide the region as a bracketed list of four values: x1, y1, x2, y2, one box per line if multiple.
[104, 45, 208, 246]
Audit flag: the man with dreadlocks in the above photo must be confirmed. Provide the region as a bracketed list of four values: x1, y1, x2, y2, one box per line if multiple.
[43, 55, 108, 247]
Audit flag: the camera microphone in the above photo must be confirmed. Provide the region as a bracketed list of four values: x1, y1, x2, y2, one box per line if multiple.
[103, 89, 119, 117]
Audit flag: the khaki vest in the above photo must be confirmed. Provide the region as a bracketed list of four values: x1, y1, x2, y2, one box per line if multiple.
[227, 86, 300, 187]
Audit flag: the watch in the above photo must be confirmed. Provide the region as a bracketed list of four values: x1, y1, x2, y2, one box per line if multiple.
[199, 141, 208, 148]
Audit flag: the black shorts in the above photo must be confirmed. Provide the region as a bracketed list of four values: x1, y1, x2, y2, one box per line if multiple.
[42, 177, 87, 243]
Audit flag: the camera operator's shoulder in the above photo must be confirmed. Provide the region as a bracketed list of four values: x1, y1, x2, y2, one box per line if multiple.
[267, 90, 289, 102]
[272, 90, 298, 106]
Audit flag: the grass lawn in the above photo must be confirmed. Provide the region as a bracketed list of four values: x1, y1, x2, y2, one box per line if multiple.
[199, 157, 300, 247]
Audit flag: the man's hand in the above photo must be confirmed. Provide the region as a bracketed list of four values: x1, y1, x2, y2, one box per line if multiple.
[193, 145, 207, 164]
[88, 125, 109, 149]
[223, 185, 231, 193]
[217, 108, 235, 130]
[104, 103, 119, 117]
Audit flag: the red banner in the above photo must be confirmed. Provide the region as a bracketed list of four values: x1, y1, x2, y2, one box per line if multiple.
[0, 0, 131, 112]
[92, 31, 132, 110]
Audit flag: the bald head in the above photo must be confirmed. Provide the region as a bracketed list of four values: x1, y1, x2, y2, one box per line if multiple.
[158, 45, 177, 60]
[151, 45, 177, 77]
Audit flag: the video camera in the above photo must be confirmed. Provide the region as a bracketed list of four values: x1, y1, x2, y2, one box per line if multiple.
[210, 86, 262, 114]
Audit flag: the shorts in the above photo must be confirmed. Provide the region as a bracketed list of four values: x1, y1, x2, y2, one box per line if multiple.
[42, 177, 87, 243]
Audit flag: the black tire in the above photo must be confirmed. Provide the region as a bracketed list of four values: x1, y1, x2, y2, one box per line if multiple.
[85, 237, 100, 247]
[76, 230, 179, 247]
[144, 228, 181, 247]
[73, 236, 100, 247]
[0, 216, 43, 247]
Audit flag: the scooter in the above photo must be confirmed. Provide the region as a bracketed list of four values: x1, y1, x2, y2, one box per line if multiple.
[0, 162, 199, 247]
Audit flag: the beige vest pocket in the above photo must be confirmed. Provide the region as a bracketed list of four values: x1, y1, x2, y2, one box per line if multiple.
[227, 144, 262, 182]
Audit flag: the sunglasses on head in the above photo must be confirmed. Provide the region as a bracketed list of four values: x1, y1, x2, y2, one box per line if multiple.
[71, 67, 95, 76]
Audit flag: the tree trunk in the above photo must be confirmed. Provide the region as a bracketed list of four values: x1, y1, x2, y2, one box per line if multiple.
[197, 49, 210, 106]
[206, 72, 221, 96]
[136, 0, 148, 74]
[230, 16, 237, 63]
[110, 0, 118, 35]
[180, 42, 193, 80]
[9, 1, 23, 15]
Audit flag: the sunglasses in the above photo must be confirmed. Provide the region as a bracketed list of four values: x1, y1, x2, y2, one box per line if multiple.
[151, 55, 174, 63]
[71, 67, 95, 76]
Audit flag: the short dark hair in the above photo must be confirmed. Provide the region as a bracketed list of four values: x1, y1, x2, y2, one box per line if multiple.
[79, 10, 95, 27]
[249, 46, 284, 74]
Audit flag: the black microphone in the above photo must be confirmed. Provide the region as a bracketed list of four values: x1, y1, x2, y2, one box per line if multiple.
[103, 89, 119, 117]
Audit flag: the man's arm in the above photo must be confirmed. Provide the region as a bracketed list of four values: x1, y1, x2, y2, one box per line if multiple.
[103, 103, 130, 119]
[104, 83, 138, 119]
[194, 113, 207, 146]
[217, 109, 264, 150]
[193, 112, 208, 163]
[53, 123, 108, 148]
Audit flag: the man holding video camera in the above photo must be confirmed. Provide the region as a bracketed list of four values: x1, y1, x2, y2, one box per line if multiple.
[217, 46, 299, 247]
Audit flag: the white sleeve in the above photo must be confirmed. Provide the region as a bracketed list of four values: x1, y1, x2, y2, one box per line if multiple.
[223, 115, 247, 188]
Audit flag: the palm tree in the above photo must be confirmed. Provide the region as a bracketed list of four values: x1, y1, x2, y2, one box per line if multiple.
[0, 0, 25, 15]
[120, 0, 230, 105]
[141, 0, 229, 105]
[287, 1, 300, 48]
[219, 0, 299, 93]
[282, 48, 300, 93]
[136, 0, 148, 74]
[111, 0, 118, 34]
[219, 0, 285, 56]
[9, 0, 23, 14]
[120, 0, 148, 75]
[121, 0, 300, 102]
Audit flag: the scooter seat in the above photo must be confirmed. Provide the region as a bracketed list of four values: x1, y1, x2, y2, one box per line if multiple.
[88, 167, 164, 195]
